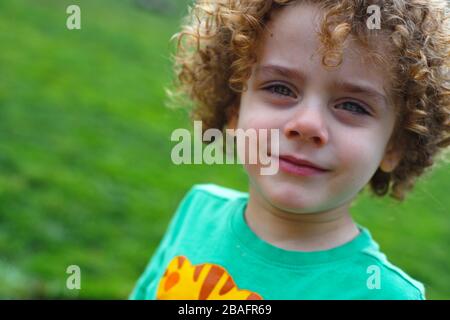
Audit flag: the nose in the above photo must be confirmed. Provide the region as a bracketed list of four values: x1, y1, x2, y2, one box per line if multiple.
[283, 101, 329, 146]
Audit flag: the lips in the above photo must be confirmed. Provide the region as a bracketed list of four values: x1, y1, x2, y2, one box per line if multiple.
[277, 155, 329, 177]
[279, 155, 328, 171]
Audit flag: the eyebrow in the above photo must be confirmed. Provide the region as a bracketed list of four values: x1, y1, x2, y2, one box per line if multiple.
[256, 64, 306, 83]
[333, 81, 389, 108]
[255, 64, 389, 108]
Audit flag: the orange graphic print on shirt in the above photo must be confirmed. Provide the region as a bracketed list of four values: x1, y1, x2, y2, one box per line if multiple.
[156, 255, 263, 300]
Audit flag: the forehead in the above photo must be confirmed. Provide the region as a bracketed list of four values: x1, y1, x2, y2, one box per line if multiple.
[256, 3, 391, 95]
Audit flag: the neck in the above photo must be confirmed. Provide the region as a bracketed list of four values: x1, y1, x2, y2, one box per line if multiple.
[245, 185, 360, 252]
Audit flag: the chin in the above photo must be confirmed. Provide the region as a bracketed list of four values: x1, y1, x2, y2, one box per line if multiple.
[257, 180, 321, 214]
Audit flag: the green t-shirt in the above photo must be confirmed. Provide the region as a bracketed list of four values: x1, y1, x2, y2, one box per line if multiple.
[130, 184, 425, 300]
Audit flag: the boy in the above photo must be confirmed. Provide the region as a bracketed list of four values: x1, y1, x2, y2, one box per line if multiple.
[130, 0, 449, 299]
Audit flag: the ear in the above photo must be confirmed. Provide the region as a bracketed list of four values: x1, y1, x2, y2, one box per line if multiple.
[379, 141, 402, 173]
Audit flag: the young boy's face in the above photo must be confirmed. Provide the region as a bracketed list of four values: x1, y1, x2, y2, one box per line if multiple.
[231, 3, 401, 214]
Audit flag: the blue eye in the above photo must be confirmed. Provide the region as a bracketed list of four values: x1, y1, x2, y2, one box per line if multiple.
[264, 84, 296, 98]
[335, 101, 370, 116]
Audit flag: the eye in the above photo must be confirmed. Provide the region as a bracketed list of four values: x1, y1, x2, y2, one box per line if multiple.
[335, 101, 371, 116]
[263, 84, 297, 98]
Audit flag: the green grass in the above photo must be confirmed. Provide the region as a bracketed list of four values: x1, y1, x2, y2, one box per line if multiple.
[0, 0, 449, 299]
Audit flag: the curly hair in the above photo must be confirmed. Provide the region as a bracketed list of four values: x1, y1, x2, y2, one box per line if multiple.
[168, 0, 450, 201]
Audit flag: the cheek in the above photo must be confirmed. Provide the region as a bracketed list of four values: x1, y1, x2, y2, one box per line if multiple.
[237, 92, 284, 130]
[236, 109, 282, 160]
[335, 131, 385, 183]
[237, 109, 279, 131]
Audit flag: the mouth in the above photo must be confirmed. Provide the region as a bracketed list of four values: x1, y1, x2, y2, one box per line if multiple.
[277, 155, 330, 177]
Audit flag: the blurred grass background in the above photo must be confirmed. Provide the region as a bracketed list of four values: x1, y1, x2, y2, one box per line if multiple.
[0, 0, 448, 299]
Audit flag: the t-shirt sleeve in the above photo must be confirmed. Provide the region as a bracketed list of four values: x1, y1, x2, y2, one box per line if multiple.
[363, 257, 427, 300]
[128, 186, 198, 299]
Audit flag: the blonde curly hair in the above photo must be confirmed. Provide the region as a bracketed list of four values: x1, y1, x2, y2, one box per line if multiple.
[168, 0, 450, 201]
